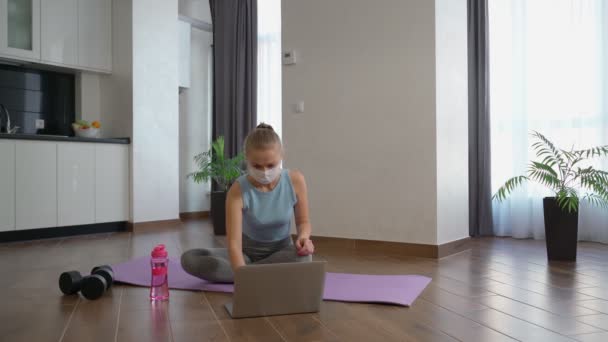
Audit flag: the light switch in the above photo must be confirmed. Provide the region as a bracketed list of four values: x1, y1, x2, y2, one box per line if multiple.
[295, 101, 305, 113]
[35, 119, 45, 129]
[283, 50, 296, 65]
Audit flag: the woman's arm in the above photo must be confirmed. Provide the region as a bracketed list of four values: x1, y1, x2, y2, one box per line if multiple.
[226, 182, 246, 270]
[291, 170, 314, 255]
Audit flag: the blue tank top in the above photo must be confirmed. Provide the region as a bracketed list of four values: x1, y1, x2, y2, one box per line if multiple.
[237, 169, 298, 242]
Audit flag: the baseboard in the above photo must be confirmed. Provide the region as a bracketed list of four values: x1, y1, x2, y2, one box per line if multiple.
[128, 219, 182, 232]
[307, 235, 471, 259]
[179, 211, 210, 220]
[437, 237, 471, 258]
[0, 222, 128, 243]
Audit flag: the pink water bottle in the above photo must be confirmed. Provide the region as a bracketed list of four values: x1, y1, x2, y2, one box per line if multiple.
[150, 244, 169, 301]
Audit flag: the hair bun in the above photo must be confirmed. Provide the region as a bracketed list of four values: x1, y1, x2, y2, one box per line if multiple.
[256, 123, 275, 131]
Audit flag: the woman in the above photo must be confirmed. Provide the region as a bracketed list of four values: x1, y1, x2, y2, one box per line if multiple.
[181, 123, 315, 282]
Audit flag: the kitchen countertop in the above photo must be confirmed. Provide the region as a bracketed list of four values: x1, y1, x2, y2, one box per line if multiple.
[0, 133, 130, 144]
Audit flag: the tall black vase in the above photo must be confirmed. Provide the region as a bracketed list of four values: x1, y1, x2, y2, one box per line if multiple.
[543, 197, 578, 261]
[211, 191, 227, 235]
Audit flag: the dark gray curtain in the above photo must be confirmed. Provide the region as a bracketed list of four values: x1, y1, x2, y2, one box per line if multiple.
[468, 0, 494, 236]
[210, 0, 257, 158]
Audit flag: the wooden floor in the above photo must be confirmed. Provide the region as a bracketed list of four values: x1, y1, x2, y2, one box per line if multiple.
[2, 219, 608, 342]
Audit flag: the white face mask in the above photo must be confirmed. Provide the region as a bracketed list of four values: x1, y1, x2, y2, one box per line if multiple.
[247, 164, 282, 185]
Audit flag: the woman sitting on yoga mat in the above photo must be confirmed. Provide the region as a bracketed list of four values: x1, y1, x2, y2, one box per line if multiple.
[181, 123, 315, 283]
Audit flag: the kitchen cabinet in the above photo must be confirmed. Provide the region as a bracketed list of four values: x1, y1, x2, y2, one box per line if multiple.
[1, 138, 129, 234]
[57, 143, 95, 226]
[16, 141, 57, 230]
[0, 0, 41, 61]
[78, 0, 112, 72]
[0, 141, 15, 232]
[0, 0, 112, 73]
[41, 0, 78, 67]
[95, 144, 129, 222]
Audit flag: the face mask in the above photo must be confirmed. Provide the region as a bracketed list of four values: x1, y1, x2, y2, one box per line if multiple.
[248, 164, 281, 184]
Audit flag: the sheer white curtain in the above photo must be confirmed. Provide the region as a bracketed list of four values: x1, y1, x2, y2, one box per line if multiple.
[257, 0, 282, 138]
[489, 0, 608, 242]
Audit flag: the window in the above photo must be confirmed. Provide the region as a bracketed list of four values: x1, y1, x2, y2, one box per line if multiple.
[257, 0, 282, 138]
[489, 0, 608, 240]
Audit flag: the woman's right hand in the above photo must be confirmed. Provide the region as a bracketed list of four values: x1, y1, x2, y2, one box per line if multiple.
[296, 236, 315, 256]
[231, 254, 246, 269]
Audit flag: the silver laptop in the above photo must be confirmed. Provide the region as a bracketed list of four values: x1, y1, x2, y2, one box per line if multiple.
[225, 261, 326, 318]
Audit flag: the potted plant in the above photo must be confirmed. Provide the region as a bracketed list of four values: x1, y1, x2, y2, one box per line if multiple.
[188, 136, 244, 235]
[494, 131, 608, 261]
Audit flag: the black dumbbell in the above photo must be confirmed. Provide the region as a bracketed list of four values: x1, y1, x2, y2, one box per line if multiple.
[81, 265, 114, 300]
[59, 271, 83, 295]
[91, 265, 114, 288]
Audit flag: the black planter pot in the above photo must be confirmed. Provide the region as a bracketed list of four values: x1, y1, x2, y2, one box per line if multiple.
[211, 191, 227, 235]
[543, 197, 578, 261]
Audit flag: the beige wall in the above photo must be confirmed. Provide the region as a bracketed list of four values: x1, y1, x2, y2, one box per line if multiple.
[77, 0, 133, 140]
[282, 0, 439, 245]
[77, 72, 101, 124]
[282, 0, 469, 245]
[78, 0, 134, 221]
[179, 0, 213, 213]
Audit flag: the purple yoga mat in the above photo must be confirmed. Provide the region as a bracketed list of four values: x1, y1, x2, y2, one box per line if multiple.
[112, 256, 431, 306]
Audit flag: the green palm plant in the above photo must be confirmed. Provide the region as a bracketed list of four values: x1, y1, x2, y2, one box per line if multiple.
[493, 131, 608, 213]
[188, 136, 245, 191]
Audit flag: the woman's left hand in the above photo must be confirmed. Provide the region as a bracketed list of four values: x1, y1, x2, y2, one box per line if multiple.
[296, 236, 315, 256]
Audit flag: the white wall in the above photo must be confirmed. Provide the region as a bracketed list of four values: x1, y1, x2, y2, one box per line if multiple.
[435, 0, 469, 244]
[282, 0, 439, 245]
[282, 0, 469, 245]
[178, 1, 213, 213]
[77, 0, 180, 223]
[131, 0, 180, 222]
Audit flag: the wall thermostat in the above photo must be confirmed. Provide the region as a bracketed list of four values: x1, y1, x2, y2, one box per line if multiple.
[282, 50, 296, 65]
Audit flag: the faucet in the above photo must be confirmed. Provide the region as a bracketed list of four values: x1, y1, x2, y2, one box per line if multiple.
[0, 104, 19, 134]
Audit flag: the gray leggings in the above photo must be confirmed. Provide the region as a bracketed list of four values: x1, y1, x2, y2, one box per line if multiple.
[181, 235, 312, 283]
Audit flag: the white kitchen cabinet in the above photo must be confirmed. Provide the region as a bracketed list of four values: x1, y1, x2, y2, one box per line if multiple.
[0, 0, 41, 61]
[78, 0, 112, 72]
[1, 0, 113, 73]
[15, 141, 57, 230]
[178, 20, 191, 88]
[41, 0, 78, 67]
[3, 139, 128, 234]
[0, 141, 15, 232]
[95, 144, 129, 222]
[57, 143, 95, 226]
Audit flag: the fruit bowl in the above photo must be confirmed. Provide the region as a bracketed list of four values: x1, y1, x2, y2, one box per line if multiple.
[73, 126, 99, 138]
[72, 120, 101, 138]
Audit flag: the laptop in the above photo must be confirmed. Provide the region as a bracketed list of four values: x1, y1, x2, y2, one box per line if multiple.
[224, 261, 326, 318]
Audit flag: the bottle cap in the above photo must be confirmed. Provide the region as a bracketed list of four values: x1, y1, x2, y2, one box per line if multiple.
[151, 244, 168, 258]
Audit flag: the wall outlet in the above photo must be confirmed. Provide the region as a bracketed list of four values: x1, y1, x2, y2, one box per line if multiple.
[35, 119, 45, 129]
